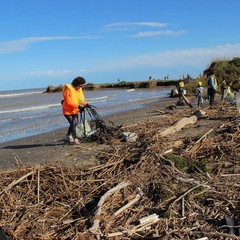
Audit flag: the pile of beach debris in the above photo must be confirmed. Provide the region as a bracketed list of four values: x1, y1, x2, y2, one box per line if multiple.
[0, 103, 240, 240]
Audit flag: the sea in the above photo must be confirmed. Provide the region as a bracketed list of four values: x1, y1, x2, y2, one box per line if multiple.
[0, 87, 171, 144]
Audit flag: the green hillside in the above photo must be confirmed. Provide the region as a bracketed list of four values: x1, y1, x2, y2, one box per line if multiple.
[203, 57, 240, 90]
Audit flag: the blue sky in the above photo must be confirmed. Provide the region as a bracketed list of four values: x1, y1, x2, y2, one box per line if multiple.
[1, 0, 240, 91]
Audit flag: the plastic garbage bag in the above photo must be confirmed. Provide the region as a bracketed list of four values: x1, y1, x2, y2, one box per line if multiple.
[225, 86, 235, 103]
[76, 120, 96, 139]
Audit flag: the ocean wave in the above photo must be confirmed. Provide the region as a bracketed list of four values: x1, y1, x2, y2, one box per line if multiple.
[129, 96, 161, 102]
[0, 118, 12, 122]
[0, 103, 60, 114]
[0, 114, 42, 123]
[19, 114, 47, 120]
[0, 91, 43, 98]
[87, 95, 110, 101]
[88, 99, 107, 104]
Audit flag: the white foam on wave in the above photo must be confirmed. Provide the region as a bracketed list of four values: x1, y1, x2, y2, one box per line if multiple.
[87, 95, 109, 101]
[88, 99, 107, 104]
[0, 118, 12, 122]
[129, 96, 161, 102]
[0, 103, 60, 114]
[0, 91, 43, 98]
[0, 114, 43, 123]
[20, 114, 46, 120]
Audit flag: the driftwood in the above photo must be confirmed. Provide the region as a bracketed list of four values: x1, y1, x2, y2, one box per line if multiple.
[159, 110, 206, 137]
[180, 92, 193, 108]
[0, 170, 36, 195]
[192, 231, 240, 239]
[107, 214, 159, 238]
[0, 103, 240, 239]
[89, 181, 131, 235]
[113, 187, 143, 216]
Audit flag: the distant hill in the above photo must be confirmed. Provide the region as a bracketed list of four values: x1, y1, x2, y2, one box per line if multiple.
[203, 57, 240, 90]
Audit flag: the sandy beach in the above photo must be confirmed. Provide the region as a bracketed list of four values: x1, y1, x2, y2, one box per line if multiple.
[0, 94, 229, 172]
[1, 94, 240, 239]
[0, 97, 178, 170]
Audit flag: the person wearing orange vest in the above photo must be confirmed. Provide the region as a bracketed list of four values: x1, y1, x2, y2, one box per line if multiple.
[62, 76, 87, 144]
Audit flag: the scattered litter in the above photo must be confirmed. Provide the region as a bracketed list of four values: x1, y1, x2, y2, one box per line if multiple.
[120, 131, 138, 142]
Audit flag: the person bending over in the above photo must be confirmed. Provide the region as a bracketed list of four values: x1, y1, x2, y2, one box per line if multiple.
[62, 76, 87, 144]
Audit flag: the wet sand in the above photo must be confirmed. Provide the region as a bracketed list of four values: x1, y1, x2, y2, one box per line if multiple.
[0, 98, 178, 170]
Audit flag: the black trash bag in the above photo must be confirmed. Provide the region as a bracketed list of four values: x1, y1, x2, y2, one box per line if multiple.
[79, 104, 121, 141]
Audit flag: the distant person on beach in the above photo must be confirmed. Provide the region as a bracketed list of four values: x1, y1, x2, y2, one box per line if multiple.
[220, 78, 228, 102]
[195, 81, 204, 107]
[62, 76, 87, 144]
[177, 79, 185, 101]
[175, 79, 187, 106]
[207, 72, 218, 106]
[185, 73, 191, 83]
[177, 79, 185, 94]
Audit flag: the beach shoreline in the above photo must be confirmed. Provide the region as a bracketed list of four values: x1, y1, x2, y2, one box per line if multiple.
[1, 94, 240, 239]
[0, 87, 172, 144]
[0, 97, 178, 170]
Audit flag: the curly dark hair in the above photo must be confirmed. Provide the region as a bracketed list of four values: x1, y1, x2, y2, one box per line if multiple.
[72, 77, 86, 87]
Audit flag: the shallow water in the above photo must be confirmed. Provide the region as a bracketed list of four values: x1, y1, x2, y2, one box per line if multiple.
[0, 87, 171, 143]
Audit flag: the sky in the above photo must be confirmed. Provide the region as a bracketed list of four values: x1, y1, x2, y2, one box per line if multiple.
[1, 0, 240, 91]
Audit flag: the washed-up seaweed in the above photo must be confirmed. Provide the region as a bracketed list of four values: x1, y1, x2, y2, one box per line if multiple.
[0, 103, 240, 240]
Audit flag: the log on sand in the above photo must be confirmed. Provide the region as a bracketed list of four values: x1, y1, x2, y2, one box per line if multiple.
[180, 92, 193, 108]
[159, 110, 206, 137]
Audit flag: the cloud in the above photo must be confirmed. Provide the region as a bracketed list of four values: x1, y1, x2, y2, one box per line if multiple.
[91, 43, 240, 71]
[0, 36, 96, 55]
[129, 30, 187, 38]
[0, 69, 82, 82]
[102, 21, 185, 39]
[2, 68, 86, 81]
[102, 21, 168, 31]
[6, 43, 239, 81]
[24, 69, 82, 77]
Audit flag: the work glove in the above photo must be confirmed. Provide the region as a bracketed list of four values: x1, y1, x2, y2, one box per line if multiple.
[85, 103, 90, 108]
[78, 105, 85, 112]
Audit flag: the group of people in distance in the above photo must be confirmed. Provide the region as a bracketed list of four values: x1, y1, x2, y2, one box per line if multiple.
[179, 71, 235, 108]
[62, 73, 237, 145]
[194, 71, 218, 108]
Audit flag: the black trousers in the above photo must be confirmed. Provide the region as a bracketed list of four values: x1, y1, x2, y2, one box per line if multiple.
[64, 114, 79, 138]
[208, 88, 216, 106]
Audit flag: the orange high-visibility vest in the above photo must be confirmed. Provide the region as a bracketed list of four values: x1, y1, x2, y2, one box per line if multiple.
[62, 84, 86, 115]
